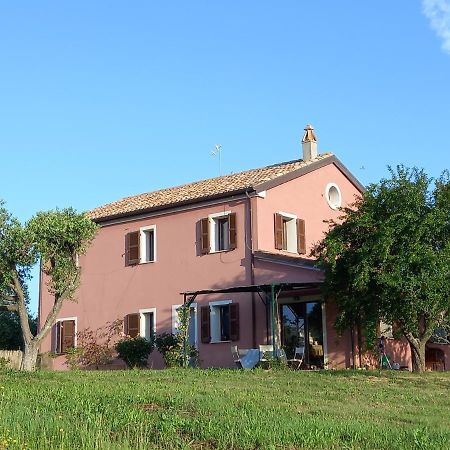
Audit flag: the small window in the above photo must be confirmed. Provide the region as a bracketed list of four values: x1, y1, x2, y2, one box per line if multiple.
[204, 301, 239, 343]
[325, 183, 342, 210]
[125, 225, 156, 266]
[54, 318, 76, 353]
[140, 226, 156, 263]
[274, 212, 305, 254]
[139, 308, 156, 341]
[200, 212, 236, 254]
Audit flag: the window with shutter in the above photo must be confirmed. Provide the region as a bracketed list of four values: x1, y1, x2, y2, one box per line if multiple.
[274, 213, 284, 250]
[126, 231, 140, 266]
[229, 303, 240, 341]
[297, 218, 306, 254]
[125, 313, 140, 338]
[274, 212, 299, 253]
[54, 318, 77, 353]
[200, 306, 211, 343]
[228, 212, 237, 250]
[200, 218, 210, 255]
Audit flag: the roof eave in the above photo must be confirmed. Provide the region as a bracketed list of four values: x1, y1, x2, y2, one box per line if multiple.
[91, 187, 256, 224]
[253, 155, 366, 194]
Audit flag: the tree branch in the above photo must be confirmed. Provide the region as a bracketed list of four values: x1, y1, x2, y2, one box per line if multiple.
[11, 269, 33, 344]
[0, 303, 19, 312]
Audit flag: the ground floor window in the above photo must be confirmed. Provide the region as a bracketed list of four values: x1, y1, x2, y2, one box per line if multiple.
[54, 318, 77, 353]
[172, 304, 198, 348]
[200, 301, 240, 343]
[280, 300, 324, 368]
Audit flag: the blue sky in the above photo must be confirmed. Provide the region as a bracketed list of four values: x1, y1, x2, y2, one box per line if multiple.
[1, 1, 449, 314]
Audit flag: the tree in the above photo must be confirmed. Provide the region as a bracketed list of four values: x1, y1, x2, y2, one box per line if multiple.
[313, 167, 450, 372]
[0, 201, 98, 371]
[0, 312, 37, 350]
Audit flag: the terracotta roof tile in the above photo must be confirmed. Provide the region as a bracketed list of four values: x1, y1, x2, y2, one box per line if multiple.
[88, 153, 333, 221]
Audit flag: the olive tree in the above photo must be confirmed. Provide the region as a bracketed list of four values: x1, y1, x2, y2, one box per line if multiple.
[0, 202, 98, 371]
[313, 167, 450, 372]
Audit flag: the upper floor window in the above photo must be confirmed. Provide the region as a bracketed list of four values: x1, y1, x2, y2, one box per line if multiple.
[274, 212, 306, 254]
[125, 225, 156, 266]
[200, 212, 237, 254]
[325, 183, 342, 210]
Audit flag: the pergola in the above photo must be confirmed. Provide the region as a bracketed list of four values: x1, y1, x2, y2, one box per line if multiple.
[180, 282, 322, 362]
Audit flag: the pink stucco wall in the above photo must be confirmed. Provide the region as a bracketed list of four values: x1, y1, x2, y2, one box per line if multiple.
[254, 162, 360, 256]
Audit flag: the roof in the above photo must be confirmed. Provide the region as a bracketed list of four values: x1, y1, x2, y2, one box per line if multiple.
[88, 152, 339, 221]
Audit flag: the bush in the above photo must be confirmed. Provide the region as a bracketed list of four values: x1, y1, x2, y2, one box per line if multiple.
[115, 337, 153, 368]
[154, 332, 198, 368]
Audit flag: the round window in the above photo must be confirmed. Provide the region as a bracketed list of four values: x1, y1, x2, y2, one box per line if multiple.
[325, 183, 342, 210]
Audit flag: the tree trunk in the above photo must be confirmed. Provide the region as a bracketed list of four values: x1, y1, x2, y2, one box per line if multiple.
[407, 339, 426, 373]
[21, 341, 40, 372]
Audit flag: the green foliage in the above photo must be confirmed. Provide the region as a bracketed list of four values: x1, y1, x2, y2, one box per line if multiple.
[0, 370, 449, 449]
[313, 166, 450, 368]
[154, 332, 198, 368]
[0, 200, 98, 370]
[115, 336, 153, 368]
[67, 319, 123, 369]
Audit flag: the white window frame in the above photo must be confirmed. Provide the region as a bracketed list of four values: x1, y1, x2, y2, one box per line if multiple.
[278, 211, 298, 253]
[172, 303, 198, 348]
[325, 183, 342, 210]
[208, 211, 231, 253]
[209, 299, 232, 343]
[139, 225, 157, 263]
[139, 308, 156, 341]
[53, 316, 78, 353]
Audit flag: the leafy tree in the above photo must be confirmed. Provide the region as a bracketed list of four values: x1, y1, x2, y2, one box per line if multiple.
[0, 312, 37, 350]
[313, 167, 450, 372]
[0, 201, 98, 371]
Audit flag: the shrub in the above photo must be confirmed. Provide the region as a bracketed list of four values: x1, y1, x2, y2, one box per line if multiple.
[154, 332, 198, 368]
[64, 319, 123, 369]
[115, 337, 153, 368]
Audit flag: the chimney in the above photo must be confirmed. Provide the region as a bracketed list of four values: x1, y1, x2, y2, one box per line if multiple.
[302, 124, 318, 161]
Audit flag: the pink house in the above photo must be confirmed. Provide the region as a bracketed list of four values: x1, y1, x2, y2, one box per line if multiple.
[38, 125, 449, 370]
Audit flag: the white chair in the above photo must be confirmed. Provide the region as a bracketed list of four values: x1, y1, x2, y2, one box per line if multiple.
[288, 346, 304, 370]
[231, 345, 242, 368]
[259, 344, 274, 365]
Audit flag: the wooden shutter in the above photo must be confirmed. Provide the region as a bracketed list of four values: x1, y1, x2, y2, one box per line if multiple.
[228, 213, 237, 250]
[61, 320, 76, 352]
[125, 231, 140, 266]
[229, 303, 240, 341]
[200, 306, 211, 343]
[125, 313, 140, 338]
[297, 218, 306, 254]
[274, 213, 283, 250]
[200, 218, 210, 255]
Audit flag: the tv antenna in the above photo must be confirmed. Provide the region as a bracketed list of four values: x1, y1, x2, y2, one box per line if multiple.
[211, 144, 223, 176]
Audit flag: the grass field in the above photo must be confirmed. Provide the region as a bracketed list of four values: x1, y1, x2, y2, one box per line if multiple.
[1, 369, 449, 450]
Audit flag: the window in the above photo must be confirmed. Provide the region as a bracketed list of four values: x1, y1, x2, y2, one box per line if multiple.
[124, 309, 156, 340]
[125, 225, 156, 266]
[200, 212, 237, 254]
[201, 301, 239, 343]
[140, 225, 156, 263]
[274, 213, 306, 254]
[54, 318, 76, 353]
[325, 183, 342, 210]
[139, 308, 156, 341]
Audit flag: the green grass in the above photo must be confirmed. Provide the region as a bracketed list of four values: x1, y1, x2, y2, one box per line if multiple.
[1, 369, 449, 450]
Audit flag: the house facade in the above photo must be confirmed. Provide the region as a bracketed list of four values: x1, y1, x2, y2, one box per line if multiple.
[38, 126, 449, 371]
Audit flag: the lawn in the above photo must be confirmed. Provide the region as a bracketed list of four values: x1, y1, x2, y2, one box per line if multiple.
[0, 369, 449, 450]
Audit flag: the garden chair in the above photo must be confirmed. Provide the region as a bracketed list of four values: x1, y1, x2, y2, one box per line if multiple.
[231, 345, 242, 368]
[287, 346, 304, 370]
[259, 344, 274, 367]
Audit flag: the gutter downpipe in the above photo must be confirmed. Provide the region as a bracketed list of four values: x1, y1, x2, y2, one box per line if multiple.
[245, 191, 257, 349]
[271, 284, 276, 357]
